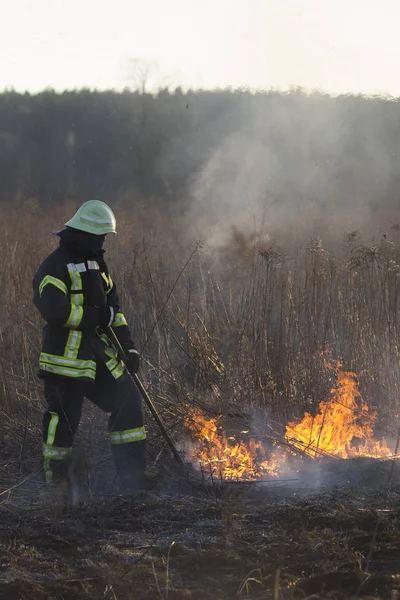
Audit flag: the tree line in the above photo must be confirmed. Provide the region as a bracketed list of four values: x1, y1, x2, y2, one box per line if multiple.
[1, 88, 400, 215]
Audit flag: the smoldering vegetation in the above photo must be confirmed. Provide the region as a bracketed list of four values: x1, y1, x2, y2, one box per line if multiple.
[1, 460, 400, 599]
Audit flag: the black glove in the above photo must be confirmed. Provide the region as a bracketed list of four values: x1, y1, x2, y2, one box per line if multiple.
[125, 348, 140, 375]
[98, 306, 114, 329]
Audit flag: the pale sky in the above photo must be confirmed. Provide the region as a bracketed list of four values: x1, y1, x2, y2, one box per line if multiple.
[2, 0, 400, 95]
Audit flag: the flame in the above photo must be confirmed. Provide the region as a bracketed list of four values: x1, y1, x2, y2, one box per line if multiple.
[185, 364, 393, 481]
[285, 365, 392, 459]
[185, 412, 281, 480]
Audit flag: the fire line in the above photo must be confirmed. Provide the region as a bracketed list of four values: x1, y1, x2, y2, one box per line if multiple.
[185, 364, 394, 481]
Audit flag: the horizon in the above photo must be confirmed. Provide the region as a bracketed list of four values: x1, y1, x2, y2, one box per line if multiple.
[1, 86, 399, 102]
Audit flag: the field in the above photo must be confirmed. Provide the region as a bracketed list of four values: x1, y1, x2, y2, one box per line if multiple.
[1, 201, 400, 598]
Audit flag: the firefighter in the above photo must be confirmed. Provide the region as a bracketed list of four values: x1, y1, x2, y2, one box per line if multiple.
[33, 200, 146, 491]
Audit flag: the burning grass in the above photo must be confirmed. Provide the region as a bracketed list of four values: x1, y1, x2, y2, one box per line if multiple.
[285, 363, 393, 460]
[184, 411, 281, 481]
[184, 364, 396, 481]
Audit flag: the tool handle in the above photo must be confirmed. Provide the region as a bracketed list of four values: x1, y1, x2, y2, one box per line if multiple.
[107, 328, 183, 464]
[132, 373, 183, 464]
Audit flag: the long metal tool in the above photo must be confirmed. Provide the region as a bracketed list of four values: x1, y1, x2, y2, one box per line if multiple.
[107, 328, 183, 464]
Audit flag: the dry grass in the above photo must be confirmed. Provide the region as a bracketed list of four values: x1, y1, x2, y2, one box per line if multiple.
[1, 201, 400, 476]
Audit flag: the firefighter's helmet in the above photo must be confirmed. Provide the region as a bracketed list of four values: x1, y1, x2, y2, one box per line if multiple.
[65, 200, 116, 235]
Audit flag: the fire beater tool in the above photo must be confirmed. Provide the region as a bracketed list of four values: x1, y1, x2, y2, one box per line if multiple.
[107, 327, 183, 464]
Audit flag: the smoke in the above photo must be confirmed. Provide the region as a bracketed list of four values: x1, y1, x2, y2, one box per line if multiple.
[189, 128, 276, 248]
[155, 90, 400, 249]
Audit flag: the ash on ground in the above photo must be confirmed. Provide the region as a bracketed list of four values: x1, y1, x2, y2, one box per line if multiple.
[0, 457, 399, 600]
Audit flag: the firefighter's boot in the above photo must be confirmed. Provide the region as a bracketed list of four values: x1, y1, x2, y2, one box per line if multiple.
[111, 440, 148, 492]
[42, 458, 79, 506]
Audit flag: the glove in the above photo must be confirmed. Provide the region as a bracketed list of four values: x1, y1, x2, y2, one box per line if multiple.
[125, 348, 140, 375]
[98, 306, 114, 329]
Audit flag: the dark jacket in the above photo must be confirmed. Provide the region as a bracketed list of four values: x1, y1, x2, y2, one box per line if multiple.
[33, 231, 135, 382]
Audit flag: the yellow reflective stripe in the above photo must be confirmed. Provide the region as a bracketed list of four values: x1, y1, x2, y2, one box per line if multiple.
[112, 312, 128, 328]
[106, 357, 119, 371]
[40, 353, 95, 370]
[66, 304, 83, 329]
[43, 444, 72, 459]
[110, 427, 147, 444]
[40, 352, 96, 379]
[46, 412, 59, 446]
[74, 293, 84, 306]
[98, 332, 123, 377]
[65, 264, 84, 329]
[106, 356, 126, 379]
[100, 271, 113, 295]
[40, 363, 96, 379]
[64, 330, 82, 359]
[68, 264, 83, 289]
[112, 365, 125, 379]
[39, 276, 68, 297]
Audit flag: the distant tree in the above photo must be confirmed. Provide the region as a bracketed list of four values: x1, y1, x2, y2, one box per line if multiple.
[0, 87, 400, 217]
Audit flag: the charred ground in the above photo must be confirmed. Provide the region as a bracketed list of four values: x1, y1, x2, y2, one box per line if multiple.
[0, 458, 399, 600]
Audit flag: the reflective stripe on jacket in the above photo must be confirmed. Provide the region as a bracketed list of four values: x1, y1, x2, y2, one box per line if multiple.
[33, 246, 135, 382]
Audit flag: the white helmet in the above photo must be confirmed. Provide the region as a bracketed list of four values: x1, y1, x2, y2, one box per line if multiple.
[65, 200, 116, 235]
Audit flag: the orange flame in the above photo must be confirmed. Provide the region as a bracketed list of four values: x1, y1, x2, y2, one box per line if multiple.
[185, 412, 281, 480]
[285, 365, 392, 459]
[185, 364, 393, 480]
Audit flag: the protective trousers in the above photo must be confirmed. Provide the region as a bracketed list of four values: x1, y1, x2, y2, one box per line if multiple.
[42, 362, 146, 490]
